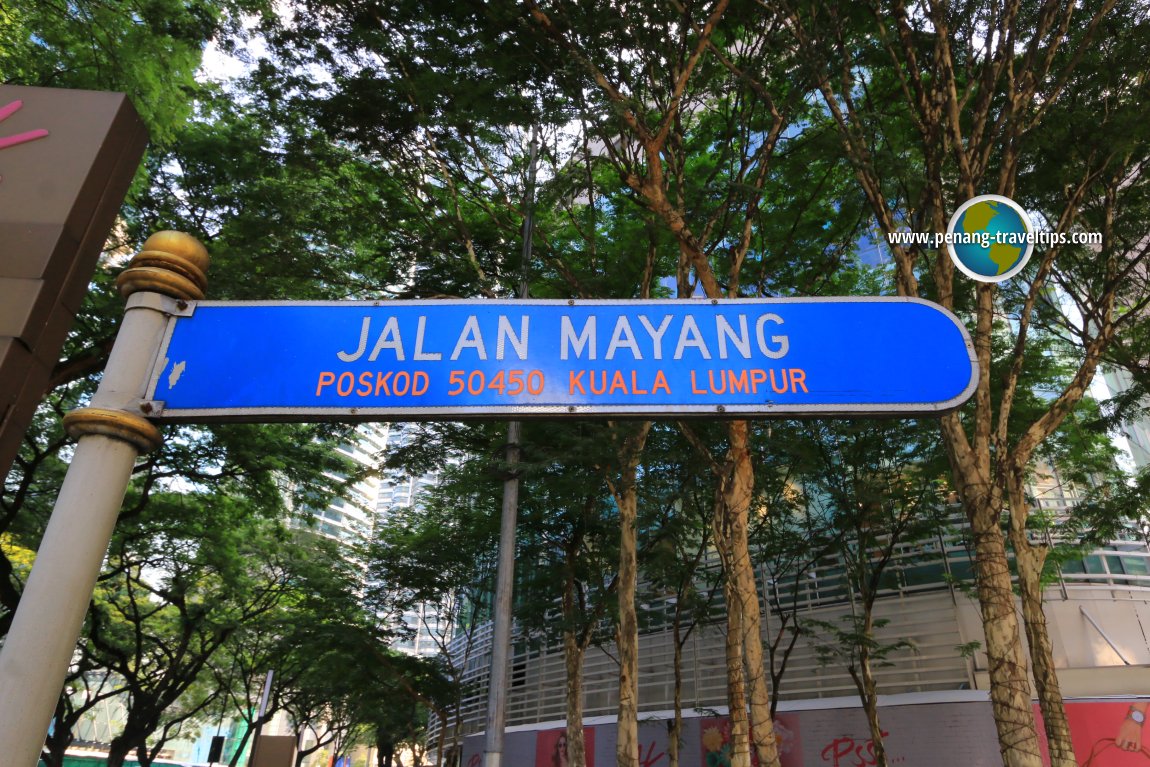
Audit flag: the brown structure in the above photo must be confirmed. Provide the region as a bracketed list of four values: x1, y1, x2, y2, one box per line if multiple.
[0, 84, 148, 481]
[249, 736, 297, 767]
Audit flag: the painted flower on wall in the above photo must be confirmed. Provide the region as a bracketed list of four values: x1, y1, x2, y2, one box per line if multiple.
[702, 721, 734, 767]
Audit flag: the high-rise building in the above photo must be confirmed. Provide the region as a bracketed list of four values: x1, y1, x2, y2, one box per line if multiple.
[289, 424, 392, 547]
[374, 424, 455, 659]
[1092, 366, 1150, 474]
[290, 422, 453, 659]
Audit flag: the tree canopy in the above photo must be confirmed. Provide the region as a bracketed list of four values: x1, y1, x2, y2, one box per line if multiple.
[5, 2, 1150, 767]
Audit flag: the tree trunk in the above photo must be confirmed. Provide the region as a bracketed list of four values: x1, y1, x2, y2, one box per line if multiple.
[564, 629, 588, 767]
[106, 737, 134, 767]
[968, 503, 1043, 767]
[616, 495, 639, 767]
[434, 709, 446, 767]
[229, 717, 256, 767]
[106, 717, 156, 767]
[613, 422, 651, 767]
[858, 658, 887, 767]
[450, 706, 463, 767]
[849, 613, 887, 767]
[41, 696, 71, 767]
[562, 516, 590, 767]
[1015, 542, 1075, 766]
[724, 421, 781, 767]
[42, 738, 66, 767]
[722, 574, 752, 767]
[669, 610, 683, 767]
[450, 653, 469, 767]
[1007, 471, 1075, 767]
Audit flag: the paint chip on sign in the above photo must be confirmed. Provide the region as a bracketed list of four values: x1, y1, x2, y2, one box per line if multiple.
[168, 360, 186, 388]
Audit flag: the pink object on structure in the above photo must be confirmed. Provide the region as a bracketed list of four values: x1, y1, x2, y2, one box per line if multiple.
[0, 100, 50, 151]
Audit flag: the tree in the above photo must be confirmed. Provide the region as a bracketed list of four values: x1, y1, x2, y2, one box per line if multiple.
[512, 6, 870, 762]
[784, 2, 1150, 763]
[0, 0, 260, 143]
[350, 650, 453, 767]
[86, 493, 329, 767]
[366, 439, 502, 766]
[640, 424, 729, 767]
[793, 419, 949, 766]
[245, 3, 878, 763]
[4, 5, 423, 760]
[741, 438, 839, 718]
[514, 422, 626, 767]
[375, 417, 630, 767]
[207, 530, 372, 767]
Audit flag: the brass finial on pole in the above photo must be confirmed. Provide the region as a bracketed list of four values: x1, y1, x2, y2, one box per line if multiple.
[0, 232, 208, 767]
[116, 229, 210, 300]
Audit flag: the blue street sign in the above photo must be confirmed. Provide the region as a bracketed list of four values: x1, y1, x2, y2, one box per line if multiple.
[144, 298, 977, 420]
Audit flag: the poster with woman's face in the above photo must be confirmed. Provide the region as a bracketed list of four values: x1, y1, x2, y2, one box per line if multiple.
[535, 727, 595, 767]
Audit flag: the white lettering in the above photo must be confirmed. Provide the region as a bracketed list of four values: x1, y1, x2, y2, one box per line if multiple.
[755, 313, 789, 359]
[561, 316, 597, 360]
[450, 316, 488, 360]
[337, 316, 371, 362]
[716, 315, 751, 359]
[637, 315, 673, 360]
[413, 316, 441, 361]
[497, 316, 529, 360]
[674, 316, 712, 360]
[367, 317, 404, 361]
[605, 316, 642, 360]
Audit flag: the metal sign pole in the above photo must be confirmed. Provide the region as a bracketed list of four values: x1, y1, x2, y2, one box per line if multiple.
[482, 419, 522, 767]
[246, 669, 276, 767]
[0, 232, 208, 767]
[483, 126, 539, 767]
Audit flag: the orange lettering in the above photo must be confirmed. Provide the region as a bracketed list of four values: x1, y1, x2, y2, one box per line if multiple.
[769, 369, 788, 394]
[690, 371, 705, 394]
[609, 370, 627, 395]
[790, 368, 808, 393]
[316, 371, 335, 396]
[750, 369, 767, 392]
[631, 371, 648, 395]
[652, 370, 670, 394]
[569, 370, 586, 395]
[393, 371, 411, 396]
[413, 371, 429, 396]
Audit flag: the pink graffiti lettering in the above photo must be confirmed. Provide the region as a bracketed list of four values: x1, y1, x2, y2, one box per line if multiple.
[0, 100, 49, 152]
[466, 755, 481, 767]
